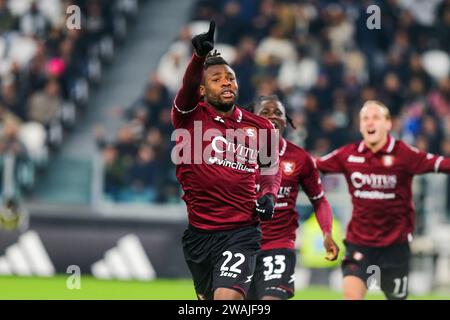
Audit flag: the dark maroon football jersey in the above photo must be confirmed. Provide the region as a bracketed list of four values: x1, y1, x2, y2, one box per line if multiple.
[172, 55, 280, 231]
[260, 139, 327, 250]
[317, 136, 450, 247]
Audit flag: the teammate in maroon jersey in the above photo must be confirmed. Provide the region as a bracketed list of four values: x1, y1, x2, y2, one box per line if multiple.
[316, 100, 450, 300]
[172, 21, 282, 300]
[247, 95, 339, 300]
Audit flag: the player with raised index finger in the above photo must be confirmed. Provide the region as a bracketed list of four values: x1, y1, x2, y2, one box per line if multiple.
[172, 21, 282, 300]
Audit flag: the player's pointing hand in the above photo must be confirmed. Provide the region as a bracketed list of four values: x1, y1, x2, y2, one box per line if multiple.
[191, 20, 215, 57]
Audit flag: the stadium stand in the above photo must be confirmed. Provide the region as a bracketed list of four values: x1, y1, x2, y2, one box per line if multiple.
[98, 0, 450, 211]
[0, 0, 139, 199]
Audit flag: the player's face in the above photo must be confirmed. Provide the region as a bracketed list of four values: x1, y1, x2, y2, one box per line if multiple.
[256, 100, 287, 135]
[359, 103, 392, 147]
[200, 64, 238, 113]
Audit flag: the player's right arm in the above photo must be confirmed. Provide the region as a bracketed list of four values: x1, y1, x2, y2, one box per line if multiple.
[171, 21, 215, 127]
[402, 142, 450, 175]
[315, 147, 346, 174]
[172, 55, 204, 119]
[299, 153, 339, 261]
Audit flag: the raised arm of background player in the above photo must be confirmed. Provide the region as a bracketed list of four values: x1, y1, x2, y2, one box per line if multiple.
[301, 154, 339, 261]
[316, 143, 450, 175]
[401, 143, 450, 175]
[315, 146, 346, 174]
[171, 21, 215, 126]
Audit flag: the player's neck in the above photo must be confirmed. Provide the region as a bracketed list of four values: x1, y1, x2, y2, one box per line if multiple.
[211, 105, 235, 117]
[366, 135, 388, 153]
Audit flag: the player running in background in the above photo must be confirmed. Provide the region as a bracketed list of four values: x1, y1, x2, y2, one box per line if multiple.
[316, 100, 450, 300]
[247, 95, 339, 300]
[171, 21, 282, 300]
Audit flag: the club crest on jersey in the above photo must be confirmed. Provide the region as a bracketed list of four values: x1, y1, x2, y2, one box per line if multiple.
[281, 161, 296, 175]
[242, 126, 257, 138]
[382, 155, 395, 167]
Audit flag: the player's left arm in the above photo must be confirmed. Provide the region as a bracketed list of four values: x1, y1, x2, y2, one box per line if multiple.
[300, 154, 339, 261]
[315, 146, 345, 174]
[256, 121, 282, 221]
[405, 143, 450, 175]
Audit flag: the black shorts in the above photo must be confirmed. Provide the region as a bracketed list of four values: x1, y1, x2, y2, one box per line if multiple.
[182, 224, 261, 300]
[247, 248, 296, 300]
[342, 240, 410, 300]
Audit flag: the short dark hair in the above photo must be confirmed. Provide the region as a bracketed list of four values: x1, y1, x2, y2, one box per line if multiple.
[246, 95, 280, 113]
[203, 50, 229, 70]
[251, 95, 296, 129]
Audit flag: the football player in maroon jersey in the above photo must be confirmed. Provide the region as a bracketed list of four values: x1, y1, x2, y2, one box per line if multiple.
[317, 100, 450, 300]
[172, 22, 282, 300]
[247, 95, 339, 300]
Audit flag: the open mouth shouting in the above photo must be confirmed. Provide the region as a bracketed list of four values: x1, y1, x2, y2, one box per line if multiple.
[220, 89, 235, 99]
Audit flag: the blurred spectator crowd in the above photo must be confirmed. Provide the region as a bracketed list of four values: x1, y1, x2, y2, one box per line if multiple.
[97, 76, 178, 203]
[103, 0, 450, 204]
[0, 0, 139, 198]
